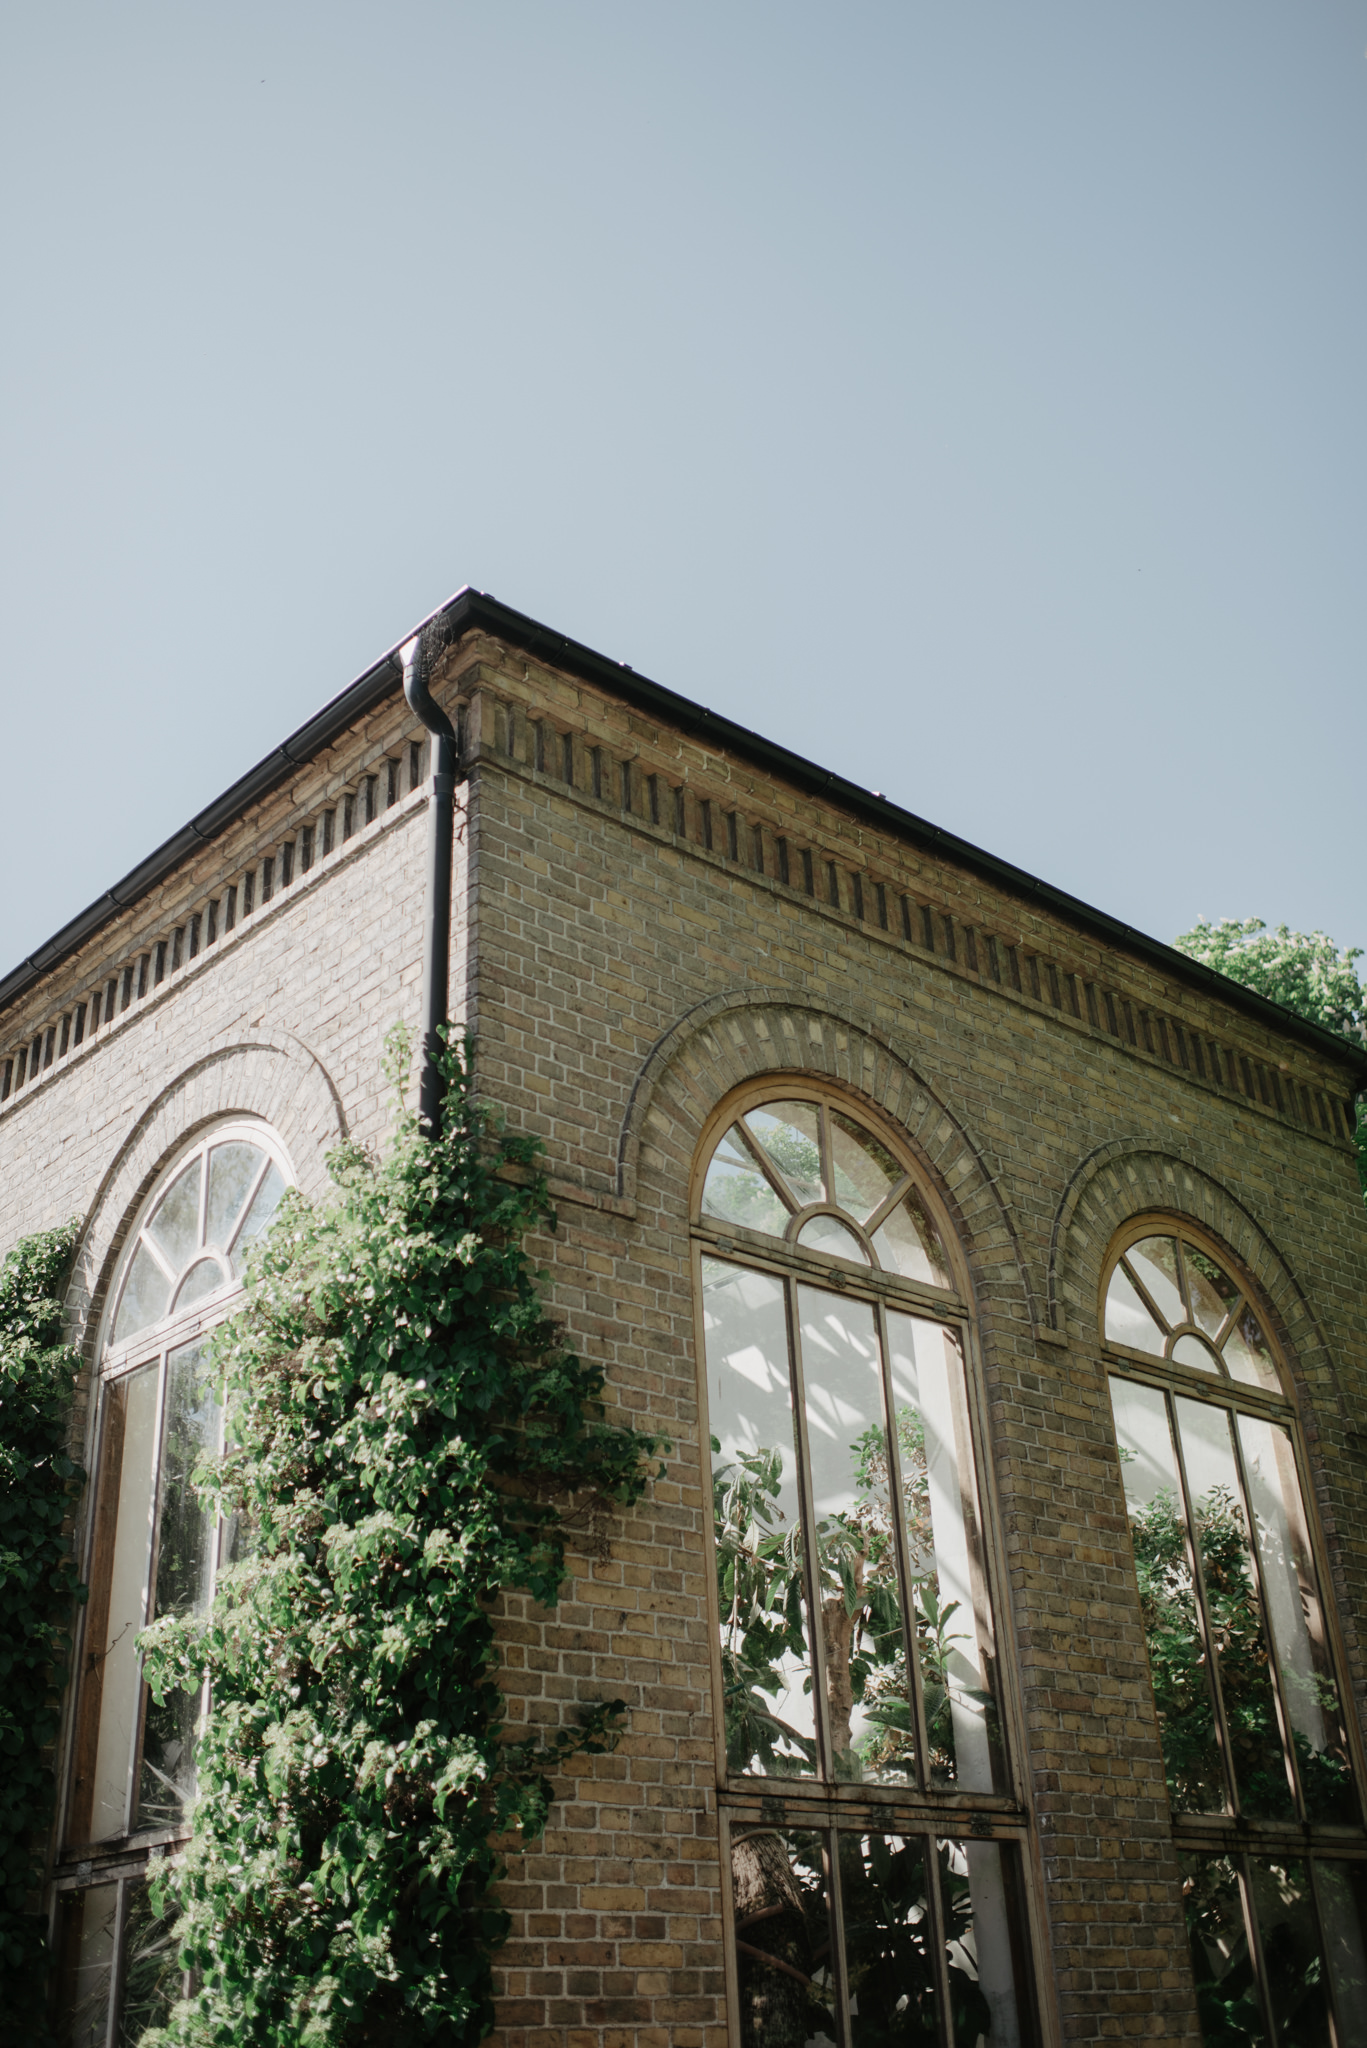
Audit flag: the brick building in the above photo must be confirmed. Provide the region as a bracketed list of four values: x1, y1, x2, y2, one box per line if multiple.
[6, 588, 1367, 2047]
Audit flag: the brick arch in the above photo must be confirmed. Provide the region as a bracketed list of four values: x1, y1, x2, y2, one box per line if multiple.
[1049, 1135, 1339, 1416]
[65, 1026, 346, 1361]
[618, 986, 1035, 1338]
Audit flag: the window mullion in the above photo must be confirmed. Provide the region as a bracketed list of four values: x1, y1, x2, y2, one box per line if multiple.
[1118, 1255, 1172, 1339]
[1165, 1388, 1242, 1819]
[1226, 1410, 1307, 1822]
[863, 1174, 912, 1239]
[922, 1829, 957, 2048]
[785, 1275, 835, 1782]
[732, 1116, 799, 1217]
[873, 1299, 934, 1792]
[824, 1827, 854, 2048]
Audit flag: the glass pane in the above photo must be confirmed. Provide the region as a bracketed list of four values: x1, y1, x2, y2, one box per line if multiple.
[1179, 1853, 1267, 2046]
[703, 1125, 791, 1236]
[703, 1258, 816, 1778]
[1170, 1333, 1220, 1376]
[205, 1141, 264, 1250]
[1108, 1376, 1226, 1812]
[797, 1288, 910, 1784]
[872, 1190, 951, 1289]
[1126, 1238, 1184, 1330]
[1248, 1858, 1331, 2048]
[1223, 1308, 1283, 1395]
[1184, 1246, 1240, 1341]
[146, 1161, 202, 1274]
[796, 1214, 870, 1264]
[1175, 1396, 1294, 1821]
[136, 1340, 220, 1832]
[729, 1826, 837, 2048]
[1237, 1414, 1356, 1825]
[90, 1364, 161, 1842]
[1103, 1264, 1165, 1356]
[62, 1881, 121, 2048]
[938, 1838, 1027, 2048]
[889, 1314, 1003, 1792]
[112, 1242, 171, 1347]
[232, 1161, 287, 1257]
[175, 1257, 228, 1311]
[745, 1102, 825, 1209]
[118, 1881, 181, 2044]
[1316, 1862, 1367, 2048]
[836, 1832, 939, 2045]
[828, 1110, 902, 1225]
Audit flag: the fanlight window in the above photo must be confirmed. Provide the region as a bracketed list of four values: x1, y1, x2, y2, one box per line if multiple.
[111, 1135, 288, 1348]
[58, 1126, 290, 2044]
[696, 1089, 1037, 2048]
[1104, 1229, 1282, 1392]
[1103, 1223, 1367, 2044]
[701, 1096, 951, 1286]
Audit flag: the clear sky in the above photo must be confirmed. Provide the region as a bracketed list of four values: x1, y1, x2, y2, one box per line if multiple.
[2, 3, 1364, 979]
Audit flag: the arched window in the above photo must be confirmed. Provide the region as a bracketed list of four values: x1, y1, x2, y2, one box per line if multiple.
[695, 1084, 1038, 2048]
[1103, 1219, 1367, 2042]
[56, 1124, 291, 2044]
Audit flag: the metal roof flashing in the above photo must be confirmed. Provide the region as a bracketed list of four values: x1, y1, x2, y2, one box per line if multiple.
[3, 587, 1364, 1090]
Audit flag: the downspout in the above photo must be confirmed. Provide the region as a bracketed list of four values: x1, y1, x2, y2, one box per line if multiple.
[400, 629, 458, 1140]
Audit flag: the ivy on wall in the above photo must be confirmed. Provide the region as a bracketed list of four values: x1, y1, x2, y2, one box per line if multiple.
[0, 1219, 85, 2042]
[141, 1032, 667, 2046]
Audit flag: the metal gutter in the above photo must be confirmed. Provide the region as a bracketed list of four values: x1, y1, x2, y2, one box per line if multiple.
[3, 586, 1364, 1085]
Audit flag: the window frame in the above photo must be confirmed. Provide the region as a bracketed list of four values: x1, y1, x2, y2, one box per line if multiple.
[691, 1081, 1045, 2048]
[49, 1121, 293, 2046]
[1101, 1213, 1367, 2039]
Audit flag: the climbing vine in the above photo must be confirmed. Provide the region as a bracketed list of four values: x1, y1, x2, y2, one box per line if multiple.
[140, 1031, 666, 2045]
[0, 1219, 85, 2043]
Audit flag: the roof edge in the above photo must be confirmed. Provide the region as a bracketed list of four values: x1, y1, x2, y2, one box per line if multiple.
[3, 586, 1364, 1088]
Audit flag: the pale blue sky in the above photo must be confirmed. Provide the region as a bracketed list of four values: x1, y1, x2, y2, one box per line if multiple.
[2, 3, 1364, 976]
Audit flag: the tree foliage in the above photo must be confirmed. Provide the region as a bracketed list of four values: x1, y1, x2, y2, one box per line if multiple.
[139, 1031, 667, 2046]
[1172, 918, 1365, 1042]
[0, 1219, 85, 2042]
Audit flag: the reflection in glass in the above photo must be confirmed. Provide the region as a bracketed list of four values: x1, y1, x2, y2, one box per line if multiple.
[798, 1289, 910, 1783]
[1237, 1414, 1356, 1825]
[176, 1257, 228, 1310]
[730, 1828, 836, 2048]
[1184, 1247, 1239, 1341]
[236, 1162, 287, 1248]
[118, 1881, 181, 2044]
[147, 1163, 201, 1273]
[90, 1365, 161, 1842]
[1103, 1265, 1165, 1356]
[871, 1192, 951, 1288]
[112, 1244, 171, 1348]
[1170, 1333, 1219, 1375]
[1174, 1396, 1294, 1821]
[1127, 1238, 1185, 1328]
[837, 1832, 939, 2046]
[206, 1141, 263, 1250]
[1315, 1862, 1367, 2048]
[1180, 1854, 1267, 2045]
[1108, 1377, 1225, 1812]
[886, 1315, 1002, 1791]
[704, 1126, 791, 1237]
[704, 1258, 816, 1777]
[1248, 1858, 1332, 2047]
[796, 1214, 870, 1264]
[62, 1881, 121, 2048]
[828, 1111, 902, 1224]
[136, 1341, 219, 1831]
[747, 1103, 825, 1209]
[938, 1838, 1026, 2048]
[1224, 1310, 1282, 1395]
